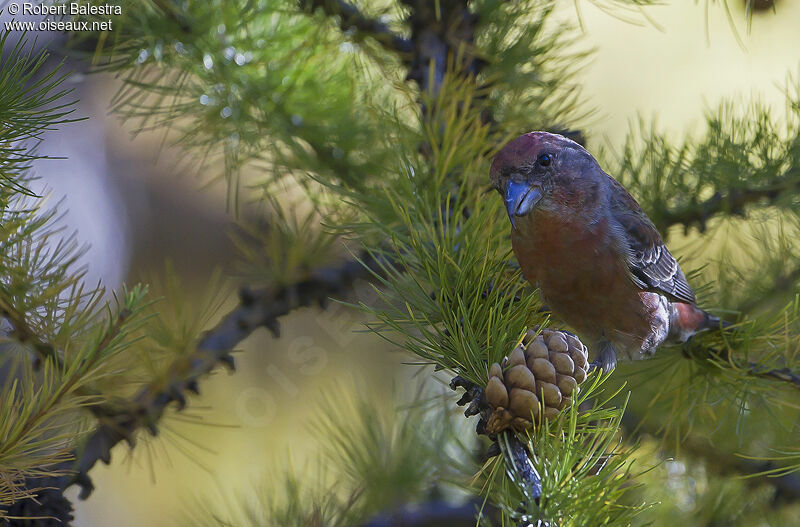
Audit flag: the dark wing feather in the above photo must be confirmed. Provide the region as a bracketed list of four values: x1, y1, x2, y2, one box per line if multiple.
[607, 176, 696, 304]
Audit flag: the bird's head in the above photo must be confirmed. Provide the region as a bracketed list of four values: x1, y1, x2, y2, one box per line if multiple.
[490, 131, 602, 229]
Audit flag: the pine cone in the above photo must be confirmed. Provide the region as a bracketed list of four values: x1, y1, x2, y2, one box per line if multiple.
[484, 327, 589, 434]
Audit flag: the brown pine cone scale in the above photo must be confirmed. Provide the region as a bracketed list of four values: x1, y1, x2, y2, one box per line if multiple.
[485, 327, 589, 434]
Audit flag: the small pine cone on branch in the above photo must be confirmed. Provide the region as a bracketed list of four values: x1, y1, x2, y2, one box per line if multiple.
[484, 327, 589, 434]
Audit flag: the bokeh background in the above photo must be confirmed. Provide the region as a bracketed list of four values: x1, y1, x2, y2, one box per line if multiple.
[5, 2, 799, 525]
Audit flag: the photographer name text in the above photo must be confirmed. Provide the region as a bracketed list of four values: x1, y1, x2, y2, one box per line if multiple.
[4, 3, 122, 31]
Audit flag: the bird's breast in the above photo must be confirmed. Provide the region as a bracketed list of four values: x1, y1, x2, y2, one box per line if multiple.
[511, 213, 664, 354]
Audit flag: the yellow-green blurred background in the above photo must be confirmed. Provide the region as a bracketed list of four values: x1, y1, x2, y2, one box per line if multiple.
[50, 2, 800, 525]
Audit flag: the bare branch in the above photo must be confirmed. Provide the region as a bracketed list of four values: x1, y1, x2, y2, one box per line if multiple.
[694, 345, 800, 393]
[657, 172, 800, 233]
[742, 363, 800, 391]
[20, 253, 385, 500]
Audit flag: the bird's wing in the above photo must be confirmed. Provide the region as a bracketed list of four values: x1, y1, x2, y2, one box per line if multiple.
[607, 176, 696, 304]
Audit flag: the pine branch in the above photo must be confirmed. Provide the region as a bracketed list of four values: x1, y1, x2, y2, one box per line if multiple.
[300, 0, 413, 57]
[402, 0, 480, 95]
[690, 346, 800, 393]
[0, 290, 146, 526]
[45, 252, 385, 499]
[616, 102, 800, 235]
[657, 173, 800, 233]
[1, 302, 60, 366]
[741, 363, 800, 391]
[0, 299, 132, 430]
[375, 66, 552, 522]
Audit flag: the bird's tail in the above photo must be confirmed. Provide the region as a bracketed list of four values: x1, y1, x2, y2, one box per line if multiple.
[668, 302, 730, 343]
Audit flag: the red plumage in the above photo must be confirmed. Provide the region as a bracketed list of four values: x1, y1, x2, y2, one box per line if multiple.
[490, 132, 717, 370]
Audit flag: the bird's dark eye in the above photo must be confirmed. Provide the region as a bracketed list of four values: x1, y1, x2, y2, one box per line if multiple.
[538, 153, 552, 167]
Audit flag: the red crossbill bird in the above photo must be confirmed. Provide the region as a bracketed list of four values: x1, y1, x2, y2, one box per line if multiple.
[490, 131, 721, 371]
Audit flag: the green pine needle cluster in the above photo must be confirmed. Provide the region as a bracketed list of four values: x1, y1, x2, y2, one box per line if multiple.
[0, 32, 77, 195]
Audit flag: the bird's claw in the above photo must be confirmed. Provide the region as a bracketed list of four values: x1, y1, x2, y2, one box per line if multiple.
[588, 358, 616, 374]
[589, 340, 618, 374]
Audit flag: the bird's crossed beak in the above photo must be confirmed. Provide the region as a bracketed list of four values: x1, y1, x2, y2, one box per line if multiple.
[504, 180, 542, 229]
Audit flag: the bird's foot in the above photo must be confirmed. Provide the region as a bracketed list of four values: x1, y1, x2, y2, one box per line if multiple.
[588, 340, 617, 374]
[587, 359, 614, 374]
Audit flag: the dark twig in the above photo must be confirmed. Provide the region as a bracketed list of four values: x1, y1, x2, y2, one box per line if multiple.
[301, 0, 413, 57]
[18, 252, 387, 502]
[743, 363, 800, 391]
[687, 345, 800, 393]
[657, 175, 800, 234]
